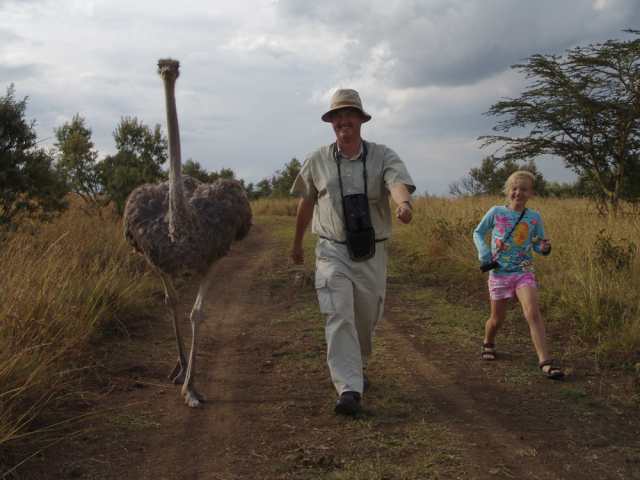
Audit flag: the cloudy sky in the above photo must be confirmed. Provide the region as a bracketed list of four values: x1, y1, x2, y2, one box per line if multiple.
[1, 0, 638, 194]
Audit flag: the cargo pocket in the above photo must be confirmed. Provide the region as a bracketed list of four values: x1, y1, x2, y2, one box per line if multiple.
[315, 274, 336, 314]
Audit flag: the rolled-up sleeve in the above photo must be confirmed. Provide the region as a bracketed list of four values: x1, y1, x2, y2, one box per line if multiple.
[290, 157, 317, 199]
[382, 146, 416, 194]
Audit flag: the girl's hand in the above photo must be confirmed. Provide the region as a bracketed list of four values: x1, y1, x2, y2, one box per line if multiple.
[540, 239, 552, 254]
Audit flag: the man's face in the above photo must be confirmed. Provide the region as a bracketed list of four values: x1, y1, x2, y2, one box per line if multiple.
[330, 108, 364, 142]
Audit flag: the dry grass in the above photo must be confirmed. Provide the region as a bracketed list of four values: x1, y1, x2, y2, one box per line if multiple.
[250, 195, 640, 364]
[394, 196, 640, 364]
[1, 194, 638, 474]
[0, 200, 158, 465]
[250, 197, 298, 217]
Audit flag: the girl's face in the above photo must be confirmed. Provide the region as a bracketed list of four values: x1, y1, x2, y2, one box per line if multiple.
[508, 178, 534, 210]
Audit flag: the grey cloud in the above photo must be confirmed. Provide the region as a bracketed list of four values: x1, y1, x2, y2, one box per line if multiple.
[0, 28, 21, 43]
[0, 64, 42, 82]
[276, 0, 639, 88]
[276, 0, 368, 25]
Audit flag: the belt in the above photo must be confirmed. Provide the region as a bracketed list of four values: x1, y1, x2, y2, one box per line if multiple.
[319, 235, 388, 244]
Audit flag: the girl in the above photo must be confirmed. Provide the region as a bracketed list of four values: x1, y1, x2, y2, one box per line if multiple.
[472, 170, 564, 380]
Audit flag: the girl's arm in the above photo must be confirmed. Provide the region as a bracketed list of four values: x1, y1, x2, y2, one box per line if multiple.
[532, 214, 551, 255]
[473, 207, 495, 263]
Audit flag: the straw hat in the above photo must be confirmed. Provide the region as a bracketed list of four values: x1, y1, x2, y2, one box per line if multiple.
[321, 89, 371, 123]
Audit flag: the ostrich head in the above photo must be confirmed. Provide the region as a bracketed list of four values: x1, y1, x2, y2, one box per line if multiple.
[158, 59, 180, 81]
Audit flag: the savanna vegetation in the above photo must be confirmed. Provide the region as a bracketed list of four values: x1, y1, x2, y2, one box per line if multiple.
[256, 195, 640, 365]
[3, 194, 639, 475]
[0, 199, 158, 474]
[1, 31, 638, 476]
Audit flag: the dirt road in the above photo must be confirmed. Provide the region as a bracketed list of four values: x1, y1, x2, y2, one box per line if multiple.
[24, 218, 640, 479]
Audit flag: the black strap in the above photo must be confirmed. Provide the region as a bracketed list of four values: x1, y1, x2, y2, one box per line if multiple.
[319, 235, 387, 244]
[502, 208, 527, 243]
[487, 208, 528, 267]
[333, 141, 368, 198]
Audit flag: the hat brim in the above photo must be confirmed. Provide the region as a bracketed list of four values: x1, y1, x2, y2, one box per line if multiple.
[321, 106, 372, 123]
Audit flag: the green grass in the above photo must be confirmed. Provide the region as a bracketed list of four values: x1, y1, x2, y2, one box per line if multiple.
[107, 411, 161, 431]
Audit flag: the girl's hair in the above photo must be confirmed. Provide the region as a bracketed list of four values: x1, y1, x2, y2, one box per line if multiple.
[504, 170, 536, 196]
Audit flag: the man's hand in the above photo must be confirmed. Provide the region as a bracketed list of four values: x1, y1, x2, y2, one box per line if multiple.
[396, 202, 412, 224]
[389, 184, 413, 225]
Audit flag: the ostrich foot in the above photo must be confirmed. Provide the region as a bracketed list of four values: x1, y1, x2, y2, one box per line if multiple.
[181, 385, 204, 408]
[168, 360, 187, 385]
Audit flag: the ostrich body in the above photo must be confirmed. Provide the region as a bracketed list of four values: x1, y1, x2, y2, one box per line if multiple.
[123, 59, 252, 407]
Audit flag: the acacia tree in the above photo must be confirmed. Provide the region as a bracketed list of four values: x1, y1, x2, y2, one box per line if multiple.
[480, 31, 640, 214]
[55, 113, 101, 209]
[98, 116, 167, 215]
[182, 159, 210, 182]
[182, 160, 237, 183]
[0, 85, 67, 229]
[209, 167, 236, 182]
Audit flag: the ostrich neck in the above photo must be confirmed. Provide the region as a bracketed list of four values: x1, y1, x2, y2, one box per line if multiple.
[163, 75, 189, 240]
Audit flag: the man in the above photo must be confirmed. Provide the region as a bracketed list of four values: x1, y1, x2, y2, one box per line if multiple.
[290, 88, 415, 415]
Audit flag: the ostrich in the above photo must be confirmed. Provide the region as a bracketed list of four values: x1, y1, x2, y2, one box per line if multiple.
[123, 59, 252, 407]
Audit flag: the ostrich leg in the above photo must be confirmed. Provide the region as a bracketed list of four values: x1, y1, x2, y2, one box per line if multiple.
[158, 272, 188, 384]
[181, 263, 218, 407]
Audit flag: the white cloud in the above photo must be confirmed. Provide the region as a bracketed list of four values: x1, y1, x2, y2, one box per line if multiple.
[593, 0, 611, 10]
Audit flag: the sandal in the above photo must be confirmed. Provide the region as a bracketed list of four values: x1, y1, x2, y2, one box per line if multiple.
[481, 342, 496, 361]
[539, 359, 565, 380]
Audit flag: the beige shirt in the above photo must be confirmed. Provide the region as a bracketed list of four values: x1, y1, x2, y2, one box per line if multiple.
[290, 141, 416, 242]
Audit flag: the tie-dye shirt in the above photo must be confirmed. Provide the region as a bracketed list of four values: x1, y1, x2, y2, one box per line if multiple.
[472, 205, 548, 275]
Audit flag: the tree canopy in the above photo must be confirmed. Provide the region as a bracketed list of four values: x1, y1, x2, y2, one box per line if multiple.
[183, 159, 237, 183]
[270, 158, 301, 197]
[480, 30, 640, 213]
[98, 116, 168, 214]
[55, 113, 101, 208]
[449, 156, 545, 197]
[0, 85, 68, 229]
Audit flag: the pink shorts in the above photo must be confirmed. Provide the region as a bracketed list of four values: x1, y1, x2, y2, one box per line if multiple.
[488, 272, 537, 301]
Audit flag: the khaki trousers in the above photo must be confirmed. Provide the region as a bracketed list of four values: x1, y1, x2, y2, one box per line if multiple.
[314, 238, 387, 395]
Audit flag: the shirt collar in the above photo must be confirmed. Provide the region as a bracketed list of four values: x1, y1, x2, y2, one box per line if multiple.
[336, 141, 364, 161]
